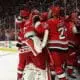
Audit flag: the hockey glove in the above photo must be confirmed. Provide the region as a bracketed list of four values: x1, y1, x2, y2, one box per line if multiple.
[16, 43, 23, 48]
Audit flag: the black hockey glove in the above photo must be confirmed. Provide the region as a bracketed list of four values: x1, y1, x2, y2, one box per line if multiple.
[16, 43, 22, 48]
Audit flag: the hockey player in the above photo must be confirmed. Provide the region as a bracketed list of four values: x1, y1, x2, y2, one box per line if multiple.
[15, 9, 32, 80]
[17, 9, 51, 80]
[47, 5, 69, 80]
[65, 11, 80, 79]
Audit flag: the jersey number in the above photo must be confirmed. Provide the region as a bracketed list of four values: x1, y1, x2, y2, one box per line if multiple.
[58, 27, 66, 39]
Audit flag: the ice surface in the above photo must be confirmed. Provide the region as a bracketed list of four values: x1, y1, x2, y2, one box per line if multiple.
[0, 52, 18, 80]
[0, 51, 80, 80]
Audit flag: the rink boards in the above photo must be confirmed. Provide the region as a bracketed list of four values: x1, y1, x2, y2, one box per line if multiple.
[0, 41, 18, 53]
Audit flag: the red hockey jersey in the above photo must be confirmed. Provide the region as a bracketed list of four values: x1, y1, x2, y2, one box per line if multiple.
[47, 18, 68, 50]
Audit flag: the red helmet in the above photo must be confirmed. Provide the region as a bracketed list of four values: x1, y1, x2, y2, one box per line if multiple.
[20, 9, 30, 17]
[51, 5, 61, 16]
[41, 12, 48, 21]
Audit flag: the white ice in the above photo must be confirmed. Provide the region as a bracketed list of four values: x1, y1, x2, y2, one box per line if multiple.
[0, 51, 80, 80]
[0, 51, 18, 80]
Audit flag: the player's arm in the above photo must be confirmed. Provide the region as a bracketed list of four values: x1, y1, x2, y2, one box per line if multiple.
[41, 29, 49, 48]
[34, 20, 49, 48]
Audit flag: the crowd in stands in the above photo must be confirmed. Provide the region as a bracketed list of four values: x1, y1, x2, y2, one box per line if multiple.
[0, 27, 18, 41]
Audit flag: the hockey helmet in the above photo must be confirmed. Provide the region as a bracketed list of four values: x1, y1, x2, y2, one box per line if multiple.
[20, 9, 30, 17]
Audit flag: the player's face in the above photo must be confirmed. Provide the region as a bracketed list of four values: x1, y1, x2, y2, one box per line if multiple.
[71, 13, 77, 19]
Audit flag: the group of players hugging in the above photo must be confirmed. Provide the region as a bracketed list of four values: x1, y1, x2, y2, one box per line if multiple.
[15, 4, 80, 80]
